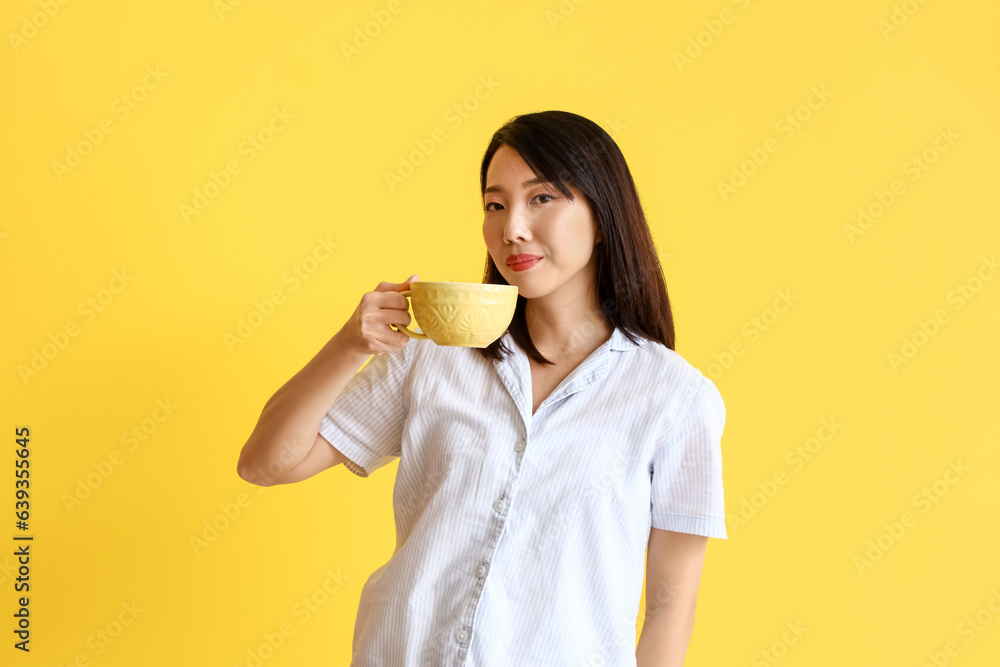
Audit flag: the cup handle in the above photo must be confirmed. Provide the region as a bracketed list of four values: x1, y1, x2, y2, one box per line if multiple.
[391, 289, 429, 339]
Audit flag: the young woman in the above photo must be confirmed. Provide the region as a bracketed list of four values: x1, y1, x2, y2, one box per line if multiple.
[237, 110, 728, 667]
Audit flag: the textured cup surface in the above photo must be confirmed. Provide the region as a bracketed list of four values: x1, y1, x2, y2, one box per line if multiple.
[407, 282, 518, 347]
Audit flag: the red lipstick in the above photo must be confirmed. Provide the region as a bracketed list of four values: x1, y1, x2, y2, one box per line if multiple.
[506, 254, 543, 271]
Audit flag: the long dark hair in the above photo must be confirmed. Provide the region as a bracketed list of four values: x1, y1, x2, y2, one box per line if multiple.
[476, 110, 675, 365]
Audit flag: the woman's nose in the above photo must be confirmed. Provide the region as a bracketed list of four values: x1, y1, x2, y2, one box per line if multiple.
[503, 209, 531, 242]
[504, 220, 529, 243]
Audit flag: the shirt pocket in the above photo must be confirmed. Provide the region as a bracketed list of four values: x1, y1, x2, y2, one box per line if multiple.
[397, 418, 489, 523]
[428, 419, 488, 494]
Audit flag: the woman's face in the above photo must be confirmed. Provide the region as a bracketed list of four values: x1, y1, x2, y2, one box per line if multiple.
[482, 145, 601, 300]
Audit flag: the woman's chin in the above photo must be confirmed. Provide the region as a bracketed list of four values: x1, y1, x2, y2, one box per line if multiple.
[513, 284, 549, 300]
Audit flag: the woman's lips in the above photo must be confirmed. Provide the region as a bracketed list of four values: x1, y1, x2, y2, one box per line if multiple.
[508, 257, 542, 272]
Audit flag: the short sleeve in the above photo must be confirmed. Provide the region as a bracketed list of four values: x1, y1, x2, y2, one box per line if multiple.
[318, 339, 416, 478]
[649, 376, 728, 539]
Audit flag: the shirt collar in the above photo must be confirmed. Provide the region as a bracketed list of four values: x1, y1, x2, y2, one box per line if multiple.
[498, 325, 647, 354]
[491, 325, 646, 430]
[609, 326, 646, 351]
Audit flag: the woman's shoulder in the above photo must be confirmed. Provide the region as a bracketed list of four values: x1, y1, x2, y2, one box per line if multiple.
[632, 337, 708, 390]
[405, 337, 493, 377]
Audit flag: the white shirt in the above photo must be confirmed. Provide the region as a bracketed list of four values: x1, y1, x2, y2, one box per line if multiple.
[318, 325, 728, 666]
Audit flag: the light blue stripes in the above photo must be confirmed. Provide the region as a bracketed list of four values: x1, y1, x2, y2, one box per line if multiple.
[317, 326, 728, 666]
[650, 376, 729, 539]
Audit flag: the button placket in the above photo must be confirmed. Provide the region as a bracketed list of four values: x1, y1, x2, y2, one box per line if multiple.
[457, 430, 528, 660]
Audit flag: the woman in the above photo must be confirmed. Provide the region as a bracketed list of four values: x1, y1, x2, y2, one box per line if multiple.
[237, 110, 728, 666]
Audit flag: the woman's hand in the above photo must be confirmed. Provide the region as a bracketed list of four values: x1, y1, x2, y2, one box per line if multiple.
[335, 274, 419, 357]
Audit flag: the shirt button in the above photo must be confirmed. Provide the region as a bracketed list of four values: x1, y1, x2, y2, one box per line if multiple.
[455, 628, 469, 643]
[475, 563, 488, 578]
[492, 497, 506, 513]
[514, 439, 526, 452]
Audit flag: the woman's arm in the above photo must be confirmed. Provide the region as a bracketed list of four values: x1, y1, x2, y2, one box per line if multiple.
[635, 528, 709, 667]
[236, 276, 418, 485]
[236, 329, 371, 486]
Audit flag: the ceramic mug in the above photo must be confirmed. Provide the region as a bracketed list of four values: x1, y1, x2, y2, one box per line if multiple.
[390, 281, 519, 348]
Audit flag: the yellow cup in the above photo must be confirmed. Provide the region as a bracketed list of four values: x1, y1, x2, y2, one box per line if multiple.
[391, 281, 519, 348]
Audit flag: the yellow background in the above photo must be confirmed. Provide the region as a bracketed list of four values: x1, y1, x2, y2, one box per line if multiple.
[2, 0, 999, 664]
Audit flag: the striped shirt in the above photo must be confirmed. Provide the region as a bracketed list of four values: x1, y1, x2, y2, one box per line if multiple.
[318, 325, 727, 666]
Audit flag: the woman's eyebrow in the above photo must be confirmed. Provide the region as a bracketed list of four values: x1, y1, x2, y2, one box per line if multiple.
[484, 177, 549, 195]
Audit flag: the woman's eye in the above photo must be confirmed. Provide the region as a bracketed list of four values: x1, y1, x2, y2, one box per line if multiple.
[485, 194, 554, 211]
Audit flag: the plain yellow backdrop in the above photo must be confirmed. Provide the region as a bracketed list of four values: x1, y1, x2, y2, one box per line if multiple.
[2, 0, 999, 665]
